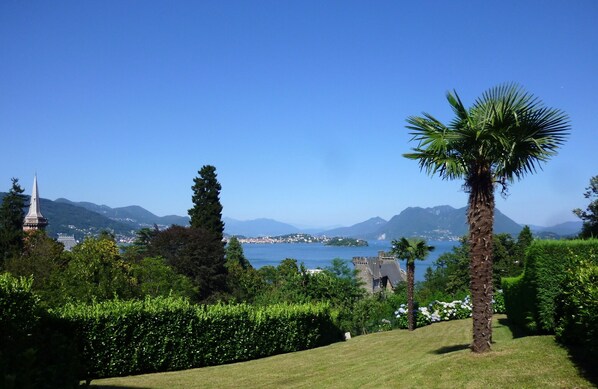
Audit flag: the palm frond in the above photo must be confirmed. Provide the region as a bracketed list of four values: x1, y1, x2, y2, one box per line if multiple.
[404, 83, 570, 187]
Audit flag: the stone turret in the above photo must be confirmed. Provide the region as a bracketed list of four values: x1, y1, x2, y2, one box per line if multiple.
[23, 175, 48, 231]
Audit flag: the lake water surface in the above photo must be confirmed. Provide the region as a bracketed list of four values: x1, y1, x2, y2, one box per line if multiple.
[242, 240, 457, 282]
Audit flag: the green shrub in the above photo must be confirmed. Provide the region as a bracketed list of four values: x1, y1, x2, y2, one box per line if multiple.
[502, 274, 537, 332]
[0, 273, 39, 389]
[555, 258, 598, 356]
[0, 273, 79, 389]
[502, 239, 598, 334]
[55, 297, 342, 380]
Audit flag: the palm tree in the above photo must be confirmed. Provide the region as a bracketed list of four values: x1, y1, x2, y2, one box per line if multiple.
[391, 237, 434, 331]
[404, 83, 569, 352]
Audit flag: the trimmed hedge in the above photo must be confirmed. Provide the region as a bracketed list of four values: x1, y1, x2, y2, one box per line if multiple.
[0, 273, 79, 389]
[555, 258, 598, 355]
[55, 297, 342, 380]
[502, 239, 598, 334]
[502, 273, 537, 332]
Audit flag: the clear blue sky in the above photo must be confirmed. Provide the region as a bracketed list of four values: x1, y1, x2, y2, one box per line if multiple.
[1, 1, 596, 228]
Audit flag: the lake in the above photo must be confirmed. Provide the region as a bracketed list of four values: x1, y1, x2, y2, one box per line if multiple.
[242, 240, 458, 282]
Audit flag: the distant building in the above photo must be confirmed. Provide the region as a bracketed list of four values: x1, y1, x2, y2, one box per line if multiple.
[57, 234, 77, 251]
[23, 175, 48, 231]
[352, 251, 406, 293]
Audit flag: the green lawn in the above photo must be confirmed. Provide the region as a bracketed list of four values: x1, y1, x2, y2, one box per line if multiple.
[90, 315, 594, 388]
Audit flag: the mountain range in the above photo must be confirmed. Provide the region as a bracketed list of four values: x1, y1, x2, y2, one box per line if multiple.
[0, 193, 582, 240]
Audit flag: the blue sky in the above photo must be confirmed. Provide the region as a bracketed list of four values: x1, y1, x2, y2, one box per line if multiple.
[1, 1, 596, 228]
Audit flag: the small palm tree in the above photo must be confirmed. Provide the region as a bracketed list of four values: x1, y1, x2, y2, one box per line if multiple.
[391, 237, 434, 331]
[404, 83, 569, 352]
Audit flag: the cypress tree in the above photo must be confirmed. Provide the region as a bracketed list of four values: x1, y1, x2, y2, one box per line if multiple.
[0, 178, 27, 267]
[225, 236, 251, 269]
[188, 165, 225, 241]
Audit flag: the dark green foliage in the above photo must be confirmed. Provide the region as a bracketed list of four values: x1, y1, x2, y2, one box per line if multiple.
[248, 258, 365, 333]
[55, 297, 341, 380]
[515, 225, 534, 267]
[4, 230, 67, 307]
[325, 237, 368, 247]
[131, 257, 198, 299]
[573, 175, 598, 238]
[502, 274, 537, 332]
[225, 237, 264, 302]
[419, 234, 525, 301]
[555, 257, 598, 356]
[252, 259, 364, 309]
[148, 225, 227, 301]
[0, 273, 79, 388]
[225, 236, 251, 269]
[59, 236, 136, 304]
[188, 165, 225, 241]
[121, 226, 159, 263]
[1, 274, 39, 388]
[349, 291, 404, 334]
[502, 239, 598, 333]
[0, 178, 26, 267]
[493, 233, 523, 286]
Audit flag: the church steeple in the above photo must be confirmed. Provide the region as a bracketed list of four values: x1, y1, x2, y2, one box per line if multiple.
[23, 174, 48, 231]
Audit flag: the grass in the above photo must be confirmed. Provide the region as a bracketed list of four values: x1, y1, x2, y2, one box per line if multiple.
[90, 315, 595, 389]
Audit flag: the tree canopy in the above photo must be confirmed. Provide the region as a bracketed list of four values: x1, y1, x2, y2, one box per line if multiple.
[148, 225, 227, 302]
[0, 178, 27, 267]
[188, 165, 225, 241]
[573, 175, 598, 238]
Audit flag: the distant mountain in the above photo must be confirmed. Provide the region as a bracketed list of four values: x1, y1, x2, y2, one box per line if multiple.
[528, 221, 582, 237]
[55, 198, 189, 227]
[322, 205, 523, 241]
[322, 217, 387, 238]
[9, 196, 136, 240]
[0, 193, 582, 241]
[223, 217, 301, 237]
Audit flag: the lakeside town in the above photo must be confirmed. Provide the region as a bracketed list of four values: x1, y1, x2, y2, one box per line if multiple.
[233, 233, 368, 246]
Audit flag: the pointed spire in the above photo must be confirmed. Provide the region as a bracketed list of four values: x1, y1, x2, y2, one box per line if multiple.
[23, 174, 48, 231]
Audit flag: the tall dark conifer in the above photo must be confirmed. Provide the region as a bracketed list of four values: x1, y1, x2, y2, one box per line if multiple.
[0, 178, 27, 266]
[188, 165, 225, 241]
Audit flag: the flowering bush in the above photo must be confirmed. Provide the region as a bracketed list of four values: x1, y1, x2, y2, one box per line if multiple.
[394, 290, 505, 329]
[394, 303, 430, 329]
[493, 289, 506, 314]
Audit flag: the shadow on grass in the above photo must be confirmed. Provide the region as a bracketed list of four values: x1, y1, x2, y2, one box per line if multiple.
[496, 318, 596, 386]
[431, 344, 470, 354]
[89, 384, 151, 389]
[497, 317, 527, 339]
[562, 344, 598, 387]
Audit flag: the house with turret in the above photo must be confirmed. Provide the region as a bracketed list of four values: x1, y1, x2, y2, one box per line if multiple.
[352, 251, 406, 293]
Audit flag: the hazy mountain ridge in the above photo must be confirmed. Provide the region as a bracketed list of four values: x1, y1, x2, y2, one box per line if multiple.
[55, 198, 189, 226]
[356, 206, 524, 241]
[223, 217, 301, 237]
[0, 194, 583, 240]
[323, 217, 387, 238]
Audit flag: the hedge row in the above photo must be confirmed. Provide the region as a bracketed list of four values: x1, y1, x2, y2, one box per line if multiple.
[502, 239, 598, 334]
[0, 274, 79, 389]
[55, 297, 342, 380]
[554, 257, 598, 355]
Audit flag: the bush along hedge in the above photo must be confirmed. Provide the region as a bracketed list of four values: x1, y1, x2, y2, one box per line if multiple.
[54, 297, 342, 381]
[0, 273, 79, 389]
[393, 291, 506, 329]
[502, 239, 598, 334]
[554, 257, 598, 357]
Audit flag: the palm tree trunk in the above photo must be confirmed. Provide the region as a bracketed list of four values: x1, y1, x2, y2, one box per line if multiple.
[467, 168, 495, 353]
[407, 262, 415, 331]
